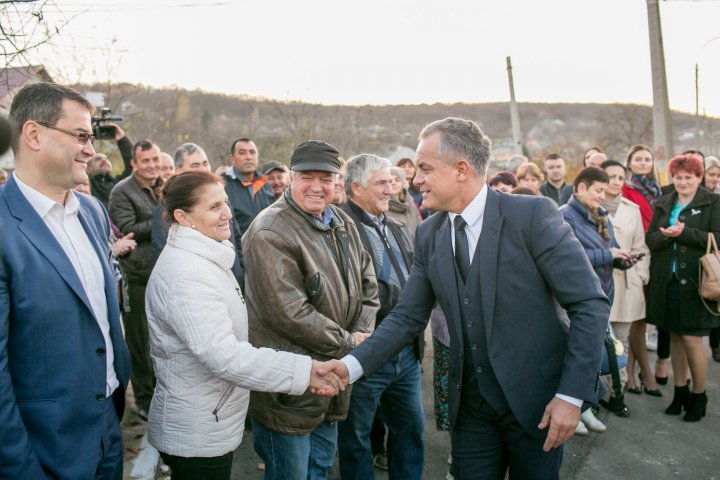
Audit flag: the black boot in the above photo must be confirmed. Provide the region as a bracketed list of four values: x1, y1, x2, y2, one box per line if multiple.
[665, 385, 690, 415]
[683, 392, 708, 422]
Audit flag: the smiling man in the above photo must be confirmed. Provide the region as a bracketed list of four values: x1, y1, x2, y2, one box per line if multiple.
[327, 118, 610, 479]
[0, 82, 131, 478]
[222, 138, 275, 245]
[109, 138, 163, 420]
[242, 140, 379, 480]
[337, 154, 425, 480]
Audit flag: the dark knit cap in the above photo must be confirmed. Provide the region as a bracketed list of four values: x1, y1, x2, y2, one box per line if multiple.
[290, 140, 341, 174]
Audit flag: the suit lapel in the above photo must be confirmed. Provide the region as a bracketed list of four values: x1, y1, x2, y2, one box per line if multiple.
[475, 188, 503, 343]
[6, 178, 95, 316]
[432, 213, 464, 345]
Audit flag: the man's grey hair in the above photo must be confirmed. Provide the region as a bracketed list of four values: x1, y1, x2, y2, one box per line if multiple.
[344, 154, 391, 197]
[419, 117, 492, 176]
[173, 142, 206, 168]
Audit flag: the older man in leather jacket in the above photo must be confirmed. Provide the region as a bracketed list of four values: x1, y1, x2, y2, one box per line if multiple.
[242, 140, 379, 480]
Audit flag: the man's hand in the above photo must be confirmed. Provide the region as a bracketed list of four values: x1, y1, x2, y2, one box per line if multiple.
[352, 332, 371, 346]
[110, 232, 136, 257]
[308, 360, 345, 397]
[108, 122, 125, 141]
[316, 359, 350, 388]
[538, 397, 581, 452]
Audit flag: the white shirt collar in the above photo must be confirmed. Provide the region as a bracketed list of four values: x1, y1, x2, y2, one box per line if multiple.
[14, 172, 80, 218]
[448, 184, 487, 228]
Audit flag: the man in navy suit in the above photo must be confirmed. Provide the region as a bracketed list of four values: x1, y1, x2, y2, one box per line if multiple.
[0, 82, 131, 479]
[329, 118, 609, 479]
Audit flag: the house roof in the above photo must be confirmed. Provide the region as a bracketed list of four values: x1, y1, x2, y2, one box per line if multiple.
[0, 65, 54, 107]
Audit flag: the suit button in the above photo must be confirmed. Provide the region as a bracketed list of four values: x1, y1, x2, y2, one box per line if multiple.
[680, 263, 687, 269]
[96, 348, 106, 356]
[458, 352, 463, 359]
[463, 298, 470, 305]
[456, 384, 461, 391]
[467, 322, 473, 328]
[476, 367, 483, 373]
[680, 247, 687, 252]
[680, 279, 687, 285]
[471, 344, 478, 350]
[96, 394, 105, 401]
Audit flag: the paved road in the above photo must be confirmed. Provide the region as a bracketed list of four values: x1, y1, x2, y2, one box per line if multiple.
[123, 329, 720, 479]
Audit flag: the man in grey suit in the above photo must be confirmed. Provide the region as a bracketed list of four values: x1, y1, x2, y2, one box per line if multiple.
[328, 118, 609, 479]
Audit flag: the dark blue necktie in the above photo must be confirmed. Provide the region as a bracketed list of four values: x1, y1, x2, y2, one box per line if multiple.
[454, 216, 470, 283]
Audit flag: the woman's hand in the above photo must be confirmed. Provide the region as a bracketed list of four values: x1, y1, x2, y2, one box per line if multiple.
[659, 222, 684, 238]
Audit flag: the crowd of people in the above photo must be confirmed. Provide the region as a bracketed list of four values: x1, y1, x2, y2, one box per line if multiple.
[0, 82, 718, 480]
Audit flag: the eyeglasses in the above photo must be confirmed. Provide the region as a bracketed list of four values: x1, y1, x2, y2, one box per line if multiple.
[37, 122, 95, 145]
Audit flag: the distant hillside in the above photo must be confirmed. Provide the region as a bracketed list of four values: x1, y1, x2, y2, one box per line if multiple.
[75, 82, 719, 172]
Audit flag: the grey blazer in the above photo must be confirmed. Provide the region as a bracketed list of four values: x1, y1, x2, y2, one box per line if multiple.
[351, 187, 609, 438]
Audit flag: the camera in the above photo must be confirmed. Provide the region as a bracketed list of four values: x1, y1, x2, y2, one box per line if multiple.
[91, 107, 123, 141]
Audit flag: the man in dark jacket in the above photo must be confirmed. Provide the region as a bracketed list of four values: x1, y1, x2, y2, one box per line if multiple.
[338, 154, 425, 480]
[539, 153, 573, 206]
[86, 123, 133, 209]
[108, 139, 162, 419]
[222, 138, 275, 249]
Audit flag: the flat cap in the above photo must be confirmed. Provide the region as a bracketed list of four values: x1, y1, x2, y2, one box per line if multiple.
[290, 140, 341, 174]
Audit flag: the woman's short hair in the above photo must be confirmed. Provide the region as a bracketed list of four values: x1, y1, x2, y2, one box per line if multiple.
[396, 157, 415, 169]
[488, 171, 518, 188]
[511, 186, 540, 196]
[515, 162, 544, 182]
[668, 153, 704, 178]
[573, 167, 610, 191]
[600, 159, 626, 172]
[162, 171, 223, 223]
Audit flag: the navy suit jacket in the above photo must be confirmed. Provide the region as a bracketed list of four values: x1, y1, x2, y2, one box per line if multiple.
[0, 176, 131, 479]
[351, 188, 609, 438]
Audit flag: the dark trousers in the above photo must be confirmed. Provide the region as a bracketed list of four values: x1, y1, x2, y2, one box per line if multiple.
[160, 451, 233, 480]
[124, 280, 155, 412]
[94, 396, 124, 480]
[370, 409, 386, 455]
[451, 400, 562, 480]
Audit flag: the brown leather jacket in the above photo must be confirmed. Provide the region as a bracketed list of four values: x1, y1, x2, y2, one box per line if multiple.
[242, 192, 379, 434]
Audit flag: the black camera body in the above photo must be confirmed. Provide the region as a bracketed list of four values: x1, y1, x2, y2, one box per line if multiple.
[92, 107, 123, 141]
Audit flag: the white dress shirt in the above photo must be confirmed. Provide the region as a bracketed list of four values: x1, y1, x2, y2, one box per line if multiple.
[343, 185, 581, 408]
[14, 173, 119, 396]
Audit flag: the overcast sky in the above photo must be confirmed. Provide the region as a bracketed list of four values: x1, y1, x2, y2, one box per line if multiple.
[29, 0, 720, 116]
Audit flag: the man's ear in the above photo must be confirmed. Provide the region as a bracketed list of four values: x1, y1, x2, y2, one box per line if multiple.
[21, 121, 42, 153]
[455, 159, 472, 181]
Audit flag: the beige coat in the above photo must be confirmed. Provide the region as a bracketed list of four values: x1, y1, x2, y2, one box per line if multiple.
[608, 197, 650, 322]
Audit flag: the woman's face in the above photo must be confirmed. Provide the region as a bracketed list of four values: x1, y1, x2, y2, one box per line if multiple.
[177, 182, 233, 241]
[576, 181, 608, 210]
[604, 165, 625, 198]
[628, 149, 654, 176]
[402, 163, 416, 183]
[673, 169, 702, 200]
[389, 174, 403, 195]
[704, 166, 720, 190]
[518, 176, 540, 190]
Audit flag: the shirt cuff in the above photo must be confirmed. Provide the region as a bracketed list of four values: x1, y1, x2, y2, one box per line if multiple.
[341, 355, 364, 384]
[555, 393, 583, 408]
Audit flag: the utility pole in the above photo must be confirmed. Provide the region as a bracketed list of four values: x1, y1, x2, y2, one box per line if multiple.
[646, 0, 674, 172]
[506, 56, 523, 155]
[695, 63, 701, 142]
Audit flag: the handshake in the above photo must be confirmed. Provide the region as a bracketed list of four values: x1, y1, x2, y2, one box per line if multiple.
[307, 331, 371, 397]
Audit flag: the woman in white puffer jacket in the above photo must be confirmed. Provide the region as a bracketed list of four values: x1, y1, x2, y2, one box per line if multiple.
[145, 171, 341, 479]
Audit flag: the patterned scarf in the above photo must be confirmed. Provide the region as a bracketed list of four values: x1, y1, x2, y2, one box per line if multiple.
[590, 207, 610, 240]
[629, 174, 661, 209]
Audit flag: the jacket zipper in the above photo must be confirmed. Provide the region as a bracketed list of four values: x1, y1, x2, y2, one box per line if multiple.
[212, 384, 235, 422]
